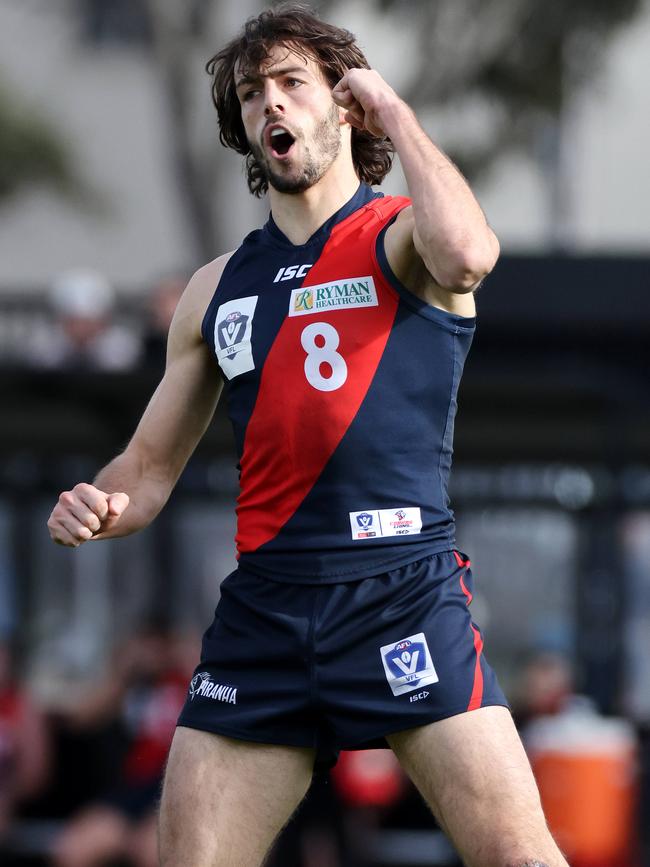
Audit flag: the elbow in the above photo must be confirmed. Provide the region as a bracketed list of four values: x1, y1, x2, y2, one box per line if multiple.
[423, 229, 500, 294]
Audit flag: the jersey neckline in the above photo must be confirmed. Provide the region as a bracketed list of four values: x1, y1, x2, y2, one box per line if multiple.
[264, 183, 382, 249]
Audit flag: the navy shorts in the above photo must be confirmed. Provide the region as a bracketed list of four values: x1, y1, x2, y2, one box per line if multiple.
[177, 551, 508, 766]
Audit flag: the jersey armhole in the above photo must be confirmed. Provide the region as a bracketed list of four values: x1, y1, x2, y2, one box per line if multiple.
[199, 251, 239, 346]
[374, 217, 477, 335]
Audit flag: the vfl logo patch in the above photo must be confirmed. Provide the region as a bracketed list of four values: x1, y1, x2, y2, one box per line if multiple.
[214, 296, 258, 380]
[349, 507, 422, 540]
[189, 672, 238, 705]
[288, 276, 379, 317]
[218, 311, 249, 355]
[380, 632, 439, 697]
[354, 511, 376, 538]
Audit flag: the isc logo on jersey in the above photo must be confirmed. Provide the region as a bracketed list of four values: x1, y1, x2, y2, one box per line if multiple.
[380, 632, 439, 697]
[288, 276, 379, 317]
[274, 263, 312, 283]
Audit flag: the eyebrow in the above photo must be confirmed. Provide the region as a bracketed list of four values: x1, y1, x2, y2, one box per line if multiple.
[235, 65, 312, 90]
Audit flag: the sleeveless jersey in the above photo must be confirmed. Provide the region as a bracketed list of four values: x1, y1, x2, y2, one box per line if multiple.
[201, 184, 476, 583]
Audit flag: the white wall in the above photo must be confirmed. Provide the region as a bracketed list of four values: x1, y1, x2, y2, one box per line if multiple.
[0, 1, 193, 290]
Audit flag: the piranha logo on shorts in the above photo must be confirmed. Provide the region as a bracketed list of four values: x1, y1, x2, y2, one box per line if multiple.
[189, 672, 238, 704]
[380, 632, 439, 697]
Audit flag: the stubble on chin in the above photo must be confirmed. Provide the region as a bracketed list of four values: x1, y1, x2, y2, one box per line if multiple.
[248, 103, 341, 195]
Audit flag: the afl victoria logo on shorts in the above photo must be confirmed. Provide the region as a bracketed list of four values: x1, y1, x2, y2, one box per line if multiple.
[214, 295, 258, 380]
[380, 632, 439, 697]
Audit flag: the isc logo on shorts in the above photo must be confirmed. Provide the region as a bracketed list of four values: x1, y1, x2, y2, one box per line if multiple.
[380, 632, 439, 697]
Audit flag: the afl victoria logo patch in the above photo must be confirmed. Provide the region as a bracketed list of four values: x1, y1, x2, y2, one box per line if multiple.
[380, 632, 439, 697]
[214, 295, 258, 379]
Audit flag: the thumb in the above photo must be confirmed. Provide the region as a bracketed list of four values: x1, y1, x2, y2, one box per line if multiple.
[106, 492, 130, 518]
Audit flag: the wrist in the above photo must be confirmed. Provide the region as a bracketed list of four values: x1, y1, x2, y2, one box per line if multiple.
[376, 96, 415, 140]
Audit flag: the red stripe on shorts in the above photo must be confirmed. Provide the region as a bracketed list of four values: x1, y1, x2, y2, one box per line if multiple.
[459, 566, 484, 711]
[467, 625, 484, 711]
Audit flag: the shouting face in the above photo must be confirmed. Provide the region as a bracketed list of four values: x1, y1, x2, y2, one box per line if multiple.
[235, 44, 343, 194]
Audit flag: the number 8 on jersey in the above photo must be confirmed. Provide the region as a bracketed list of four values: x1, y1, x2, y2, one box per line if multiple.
[301, 322, 348, 392]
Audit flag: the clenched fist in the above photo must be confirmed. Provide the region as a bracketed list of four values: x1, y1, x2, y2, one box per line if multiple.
[332, 68, 401, 137]
[47, 483, 130, 547]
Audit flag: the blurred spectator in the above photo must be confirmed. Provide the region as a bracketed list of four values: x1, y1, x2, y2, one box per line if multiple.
[50, 623, 197, 867]
[141, 272, 188, 372]
[27, 269, 141, 371]
[511, 650, 575, 728]
[0, 637, 51, 845]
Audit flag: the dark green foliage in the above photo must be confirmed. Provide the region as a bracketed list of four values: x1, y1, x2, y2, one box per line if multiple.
[319, 0, 643, 179]
[0, 82, 81, 203]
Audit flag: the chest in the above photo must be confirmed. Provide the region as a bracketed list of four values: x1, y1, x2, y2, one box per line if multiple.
[206, 223, 393, 393]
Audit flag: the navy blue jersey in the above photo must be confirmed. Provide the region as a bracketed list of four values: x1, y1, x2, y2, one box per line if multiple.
[201, 184, 476, 582]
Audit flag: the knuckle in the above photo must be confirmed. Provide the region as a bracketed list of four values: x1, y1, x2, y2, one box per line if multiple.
[59, 490, 75, 506]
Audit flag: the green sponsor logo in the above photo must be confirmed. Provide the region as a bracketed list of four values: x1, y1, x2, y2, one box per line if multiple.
[309, 280, 373, 309]
[293, 289, 314, 312]
[289, 277, 377, 316]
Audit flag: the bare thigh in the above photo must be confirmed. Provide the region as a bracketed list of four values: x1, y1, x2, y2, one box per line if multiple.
[388, 706, 568, 867]
[158, 726, 315, 867]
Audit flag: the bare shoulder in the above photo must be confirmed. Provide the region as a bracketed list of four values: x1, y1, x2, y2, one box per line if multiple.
[167, 252, 236, 354]
[176, 252, 236, 327]
[384, 207, 476, 318]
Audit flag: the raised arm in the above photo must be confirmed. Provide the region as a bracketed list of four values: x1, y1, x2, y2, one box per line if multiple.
[332, 69, 499, 316]
[47, 259, 229, 547]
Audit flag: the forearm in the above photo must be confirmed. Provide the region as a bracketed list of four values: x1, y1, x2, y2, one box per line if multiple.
[379, 100, 499, 290]
[93, 448, 174, 538]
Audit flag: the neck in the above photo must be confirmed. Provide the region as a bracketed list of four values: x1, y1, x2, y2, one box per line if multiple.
[267, 156, 361, 245]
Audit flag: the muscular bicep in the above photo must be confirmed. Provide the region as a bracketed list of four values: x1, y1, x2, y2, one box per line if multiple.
[384, 207, 477, 318]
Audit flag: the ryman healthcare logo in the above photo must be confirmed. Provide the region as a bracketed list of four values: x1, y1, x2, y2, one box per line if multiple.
[189, 672, 237, 705]
[288, 276, 379, 317]
[380, 632, 439, 697]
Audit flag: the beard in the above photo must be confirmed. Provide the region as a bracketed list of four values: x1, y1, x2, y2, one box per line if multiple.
[248, 102, 341, 195]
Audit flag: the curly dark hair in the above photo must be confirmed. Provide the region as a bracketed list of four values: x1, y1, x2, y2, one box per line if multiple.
[206, 2, 394, 197]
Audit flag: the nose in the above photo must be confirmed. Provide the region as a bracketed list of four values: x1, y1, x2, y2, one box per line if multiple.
[263, 80, 284, 116]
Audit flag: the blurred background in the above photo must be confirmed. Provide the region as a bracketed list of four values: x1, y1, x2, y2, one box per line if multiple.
[1, 0, 649, 865]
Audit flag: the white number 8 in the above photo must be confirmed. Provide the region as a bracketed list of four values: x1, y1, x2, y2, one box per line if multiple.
[301, 322, 348, 392]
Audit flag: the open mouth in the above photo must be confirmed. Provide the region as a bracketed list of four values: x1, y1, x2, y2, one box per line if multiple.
[269, 127, 296, 157]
